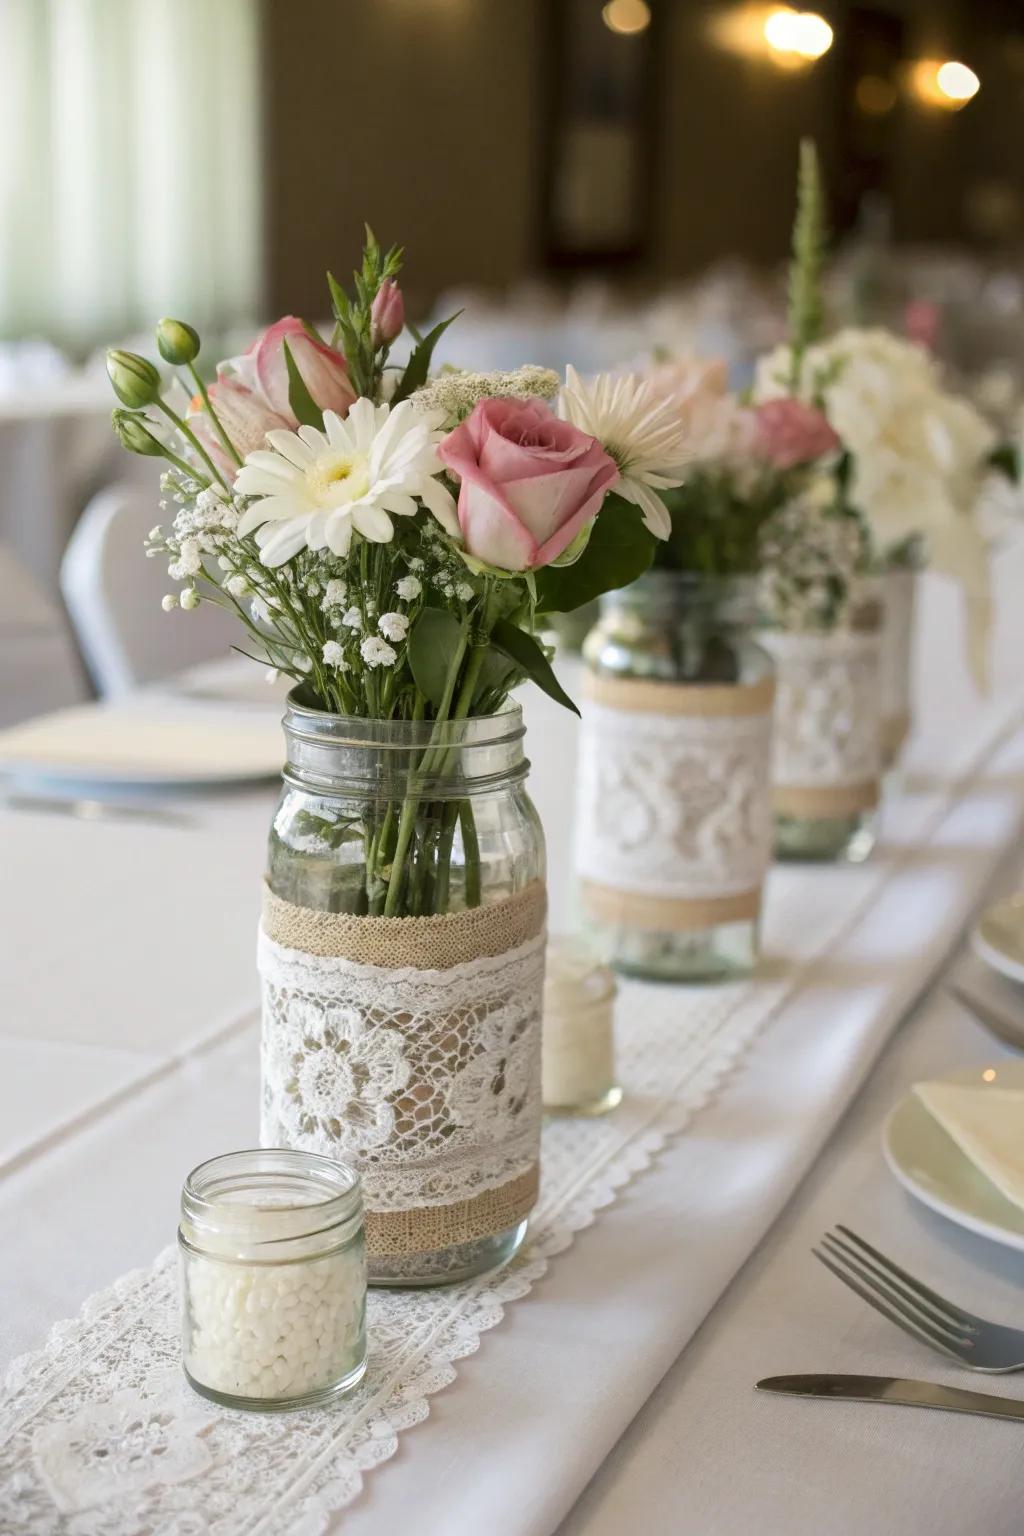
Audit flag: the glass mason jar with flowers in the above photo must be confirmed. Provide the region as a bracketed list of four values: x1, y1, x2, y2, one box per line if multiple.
[756, 140, 999, 799]
[574, 357, 838, 981]
[106, 235, 686, 1285]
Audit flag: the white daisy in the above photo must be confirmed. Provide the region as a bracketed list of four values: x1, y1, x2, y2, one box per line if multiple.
[558, 365, 690, 539]
[234, 399, 460, 567]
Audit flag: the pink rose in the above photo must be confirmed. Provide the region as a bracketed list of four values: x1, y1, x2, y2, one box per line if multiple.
[370, 280, 405, 347]
[437, 398, 619, 572]
[753, 398, 840, 469]
[187, 317, 356, 476]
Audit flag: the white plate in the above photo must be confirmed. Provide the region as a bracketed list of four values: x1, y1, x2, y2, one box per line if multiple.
[971, 896, 1024, 985]
[883, 1062, 1024, 1253]
[0, 703, 283, 791]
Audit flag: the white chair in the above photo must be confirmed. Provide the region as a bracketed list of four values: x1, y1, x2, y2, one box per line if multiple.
[0, 542, 88, 726]
[60, 483, 238, 695]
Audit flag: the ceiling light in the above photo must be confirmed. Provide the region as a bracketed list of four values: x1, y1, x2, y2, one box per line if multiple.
[602, 0, 651, 36]
[763, 7, 833, 61]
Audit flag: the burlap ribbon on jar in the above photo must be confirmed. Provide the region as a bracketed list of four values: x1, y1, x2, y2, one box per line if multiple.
[258, 881, 546, 1260]
[576, 673, 775, 933]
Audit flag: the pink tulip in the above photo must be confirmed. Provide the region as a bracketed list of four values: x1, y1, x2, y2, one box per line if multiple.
[185, 318, 355, 478]
[371, 280, 405, 348]
[438, 397, 619, 572]
[252, 316, 356, 419]
[753, 398, 840, 469]
[189, 375, 294, 476]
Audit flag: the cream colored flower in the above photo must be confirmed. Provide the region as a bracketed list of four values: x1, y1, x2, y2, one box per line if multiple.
[558, 365, 691, 539]
[234, 399, 459, 566]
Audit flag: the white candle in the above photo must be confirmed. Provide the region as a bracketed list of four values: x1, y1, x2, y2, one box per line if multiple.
[542, 936, 620, 1114]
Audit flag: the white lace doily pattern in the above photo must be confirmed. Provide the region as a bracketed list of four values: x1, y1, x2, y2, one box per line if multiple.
[0, 971, 779, 1536]
[259, 931, 545, 1218]
[575, 701, 774, 901]
[761, 629, 882, 792]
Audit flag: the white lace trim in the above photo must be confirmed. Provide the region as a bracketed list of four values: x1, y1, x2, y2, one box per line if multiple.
[761, 629, 882, 789]
[574, 702, 774, 899]
[259, 931, 545, 1211]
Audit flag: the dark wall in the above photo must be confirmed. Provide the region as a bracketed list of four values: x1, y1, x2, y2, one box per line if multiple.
[261, 0, 1024, 317]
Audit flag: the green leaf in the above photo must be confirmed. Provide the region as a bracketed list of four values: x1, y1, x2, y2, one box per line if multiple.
[490, 618, 579, 716]
[282, 338, 324, 429]
[327, 272, 350, 325]
[390, 312, 462, 405]
[534, 495, 654, 614]
[407, 607, 465, 708]
[471, 644, 522, 707]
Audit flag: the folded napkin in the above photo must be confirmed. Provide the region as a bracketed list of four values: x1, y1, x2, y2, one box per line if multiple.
[913, 1080, 1024, 1211]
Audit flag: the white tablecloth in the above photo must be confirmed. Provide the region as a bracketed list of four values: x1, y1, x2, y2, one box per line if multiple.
[3, 550, 1024, 1534]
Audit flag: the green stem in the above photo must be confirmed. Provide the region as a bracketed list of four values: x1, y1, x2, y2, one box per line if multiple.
[188, 362, 243, 468]
[155, 399, 231, 492]
[430, 642, 488, 914]
[460, 800, 481, 909]
[382, 624, 469, 918]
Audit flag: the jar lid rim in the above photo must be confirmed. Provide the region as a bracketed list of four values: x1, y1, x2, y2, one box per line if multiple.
[181, 1149, 362, 1243]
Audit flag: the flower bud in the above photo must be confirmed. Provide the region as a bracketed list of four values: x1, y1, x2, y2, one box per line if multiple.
[180, 587, 200, 611]
[107, 350, 161, 409]
[161, 594, 178, 611]
[111, 409, 166, 457]
[370, 279, 405, 348]
[156, 318, 201, 366]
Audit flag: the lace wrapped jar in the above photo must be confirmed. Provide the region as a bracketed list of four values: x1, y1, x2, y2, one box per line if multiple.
[179, 1149, 366, 1411]
[260, 696, 546, 1287]
[761, 591, 883, 862]
[575, 572, 775, 982]
[879, 565, 918, 768]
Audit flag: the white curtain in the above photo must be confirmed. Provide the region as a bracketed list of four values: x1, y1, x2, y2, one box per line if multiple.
[0, 0, 263, 349]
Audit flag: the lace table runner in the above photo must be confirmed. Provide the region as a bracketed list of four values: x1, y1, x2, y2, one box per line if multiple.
[3, 695, 1022, 1534]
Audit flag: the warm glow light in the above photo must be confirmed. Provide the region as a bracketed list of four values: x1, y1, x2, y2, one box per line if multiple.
[983, 1068, 997, 1082]
[763, 7, 833, 61]
[937, 60, 980, 103]
[910, 58, 980, 110]
[602, 0, 651, 35]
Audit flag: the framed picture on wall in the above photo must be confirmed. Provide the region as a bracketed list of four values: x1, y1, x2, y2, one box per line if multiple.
[541, 0, 662, 269]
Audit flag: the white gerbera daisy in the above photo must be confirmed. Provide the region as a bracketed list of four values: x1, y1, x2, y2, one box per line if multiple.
[234, 399, 459, 567]
[558, 365, 690, 539]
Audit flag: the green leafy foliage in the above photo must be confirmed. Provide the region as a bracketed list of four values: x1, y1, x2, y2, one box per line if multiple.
[489, 618, 579, 716]
[534, 496, 654, 614]
[282, 338, 325, 429]
[391, 312, 462, 406]
[407, 607, 465, 708]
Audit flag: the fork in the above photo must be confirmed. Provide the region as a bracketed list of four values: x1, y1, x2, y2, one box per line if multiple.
[812, 1225, 1024, 1373]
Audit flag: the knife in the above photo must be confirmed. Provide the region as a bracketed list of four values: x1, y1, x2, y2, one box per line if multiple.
[757, 1374, 1024, 1422]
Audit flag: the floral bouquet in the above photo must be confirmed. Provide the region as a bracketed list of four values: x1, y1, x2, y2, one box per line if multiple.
[754, 141, 997, 685]
[106, 231, 689, 917]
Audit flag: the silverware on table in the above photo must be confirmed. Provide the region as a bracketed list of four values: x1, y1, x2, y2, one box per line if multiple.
[756, 1374, 1024, 1421]
[2, 793, 192, 829]
[812, 1226, 1024, 1373]
[948, 983, 1024, 1051]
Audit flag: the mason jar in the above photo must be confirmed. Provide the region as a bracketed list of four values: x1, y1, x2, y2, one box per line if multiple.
[179, 1149, 366, 1411]
[260, 696, 547, 1287]
[576, 572, 775, 982]
[761, 592, 883, 863]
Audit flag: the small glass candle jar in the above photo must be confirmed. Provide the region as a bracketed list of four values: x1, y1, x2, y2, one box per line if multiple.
[542, 937, 621, 1115]
[179, 1149, 367, 1411]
